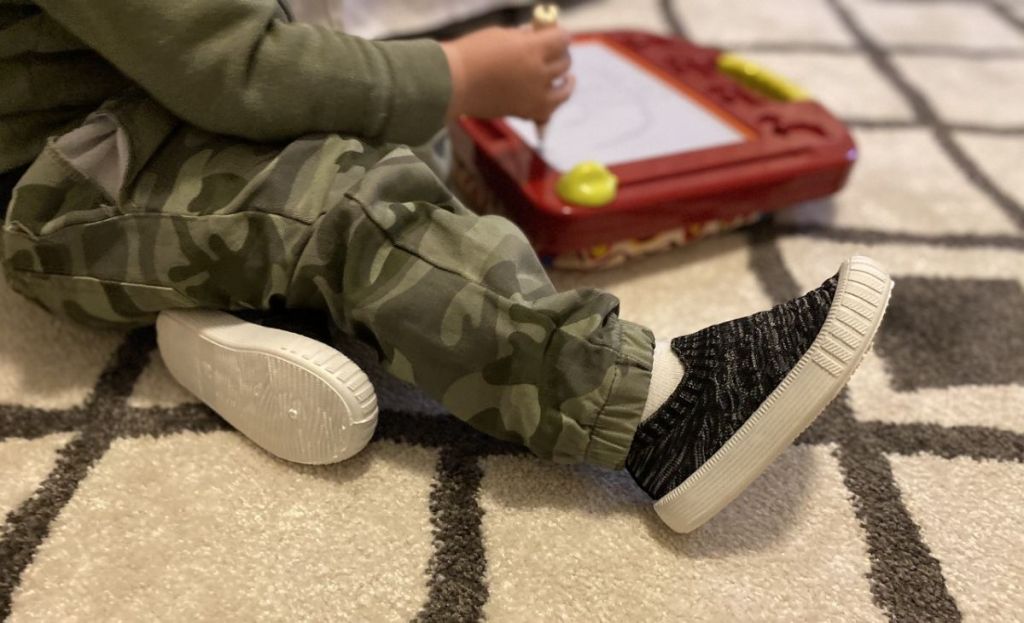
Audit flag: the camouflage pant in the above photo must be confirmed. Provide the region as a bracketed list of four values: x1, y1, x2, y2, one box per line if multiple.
[1, 91, 653, 468]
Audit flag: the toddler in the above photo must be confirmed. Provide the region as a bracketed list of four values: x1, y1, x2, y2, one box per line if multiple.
[0, 0, 891, 532]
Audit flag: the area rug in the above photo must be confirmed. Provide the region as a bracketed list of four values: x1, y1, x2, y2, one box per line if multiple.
[2, 0, 1023, 620]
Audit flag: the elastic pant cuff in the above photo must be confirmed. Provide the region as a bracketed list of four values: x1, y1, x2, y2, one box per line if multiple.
[583, 319, 654, 469]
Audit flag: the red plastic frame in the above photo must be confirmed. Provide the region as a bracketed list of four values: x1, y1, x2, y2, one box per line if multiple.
[450, 31, 856, 257]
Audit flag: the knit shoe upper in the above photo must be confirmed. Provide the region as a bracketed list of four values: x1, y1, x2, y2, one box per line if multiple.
[625, 274, 839, 500]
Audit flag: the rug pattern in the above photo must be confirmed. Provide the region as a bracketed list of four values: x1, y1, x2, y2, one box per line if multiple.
[2, 0, 1024, 620]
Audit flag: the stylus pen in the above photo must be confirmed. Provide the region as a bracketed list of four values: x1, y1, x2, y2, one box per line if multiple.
[532, 3, 559, 150]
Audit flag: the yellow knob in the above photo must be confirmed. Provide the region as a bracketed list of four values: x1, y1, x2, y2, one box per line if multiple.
[556, 161, 618, 208]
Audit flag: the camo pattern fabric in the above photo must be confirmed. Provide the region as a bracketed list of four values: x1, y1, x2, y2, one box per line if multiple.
[0, 90, 653, 468]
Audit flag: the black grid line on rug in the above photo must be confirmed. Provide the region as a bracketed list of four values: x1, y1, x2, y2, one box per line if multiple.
[659, 0, 688, 38]
[843, 119, 1024, 135]
[0, 329, 156, 621]
[689, 0, 1024, 228]
[726, 41, 1024, 59]
[772, 223, 1024, 250]
[748, 224, 962, 622]
[823, 0, 1024, 230]
[416, 446, 489, 623]
[881, 0, 988, 4]
[815, 394, 962, 622]
[6, 230, 1020, 622]
[732, 2, 1024, 617]
[0, 329, 526, 621]
[988, 1, 1024, 35]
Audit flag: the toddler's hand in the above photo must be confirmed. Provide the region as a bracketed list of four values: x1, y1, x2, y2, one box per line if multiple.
[441, 26, 574, 123]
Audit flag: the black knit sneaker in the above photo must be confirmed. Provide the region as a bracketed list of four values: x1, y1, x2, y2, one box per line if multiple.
[626, 256, 892, 533]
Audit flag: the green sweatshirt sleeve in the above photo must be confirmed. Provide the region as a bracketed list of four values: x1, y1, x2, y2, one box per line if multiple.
[32, 0, 452, 145]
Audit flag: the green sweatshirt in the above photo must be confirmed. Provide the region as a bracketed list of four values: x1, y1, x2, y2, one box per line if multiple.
[0, 0, 452, 173]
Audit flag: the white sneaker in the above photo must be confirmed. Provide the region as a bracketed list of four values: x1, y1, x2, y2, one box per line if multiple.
[156, 309, 378, 464]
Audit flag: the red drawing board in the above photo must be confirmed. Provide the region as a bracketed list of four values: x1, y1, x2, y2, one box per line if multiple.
[450, 31, 856, 269]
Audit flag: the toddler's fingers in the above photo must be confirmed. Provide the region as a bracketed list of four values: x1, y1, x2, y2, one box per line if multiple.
[546, 73, 576, 109]
[546, 55, 572, 80]
[538, 27, 571, 61]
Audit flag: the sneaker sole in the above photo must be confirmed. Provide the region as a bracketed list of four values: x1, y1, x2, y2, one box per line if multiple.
[156, 309, 378, 465]
[653, 256, 893, 533]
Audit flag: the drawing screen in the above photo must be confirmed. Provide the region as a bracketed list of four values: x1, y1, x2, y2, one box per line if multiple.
[504, 41, 748, 173]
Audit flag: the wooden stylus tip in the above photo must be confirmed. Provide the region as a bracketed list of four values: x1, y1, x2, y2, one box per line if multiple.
[532, 4, 559, 28]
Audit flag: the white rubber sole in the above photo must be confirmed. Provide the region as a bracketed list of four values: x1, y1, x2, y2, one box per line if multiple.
[156, 309, 378, 465]
[654, 256, 893, 533]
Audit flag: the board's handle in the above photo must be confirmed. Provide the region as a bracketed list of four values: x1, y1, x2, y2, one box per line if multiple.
[717, 53, 810, 102]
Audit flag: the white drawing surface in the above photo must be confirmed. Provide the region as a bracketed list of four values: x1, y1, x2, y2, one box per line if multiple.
[504, 41, 747, 172]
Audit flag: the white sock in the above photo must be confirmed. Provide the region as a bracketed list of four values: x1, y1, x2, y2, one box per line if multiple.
[641, 340, 685, 421]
